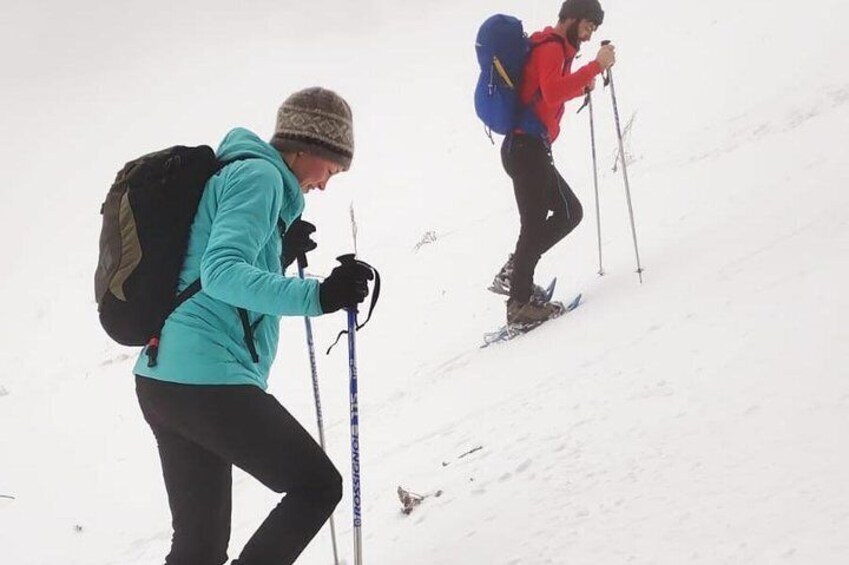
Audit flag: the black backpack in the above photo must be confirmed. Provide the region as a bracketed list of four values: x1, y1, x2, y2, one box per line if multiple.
[94, 145, 220, 349]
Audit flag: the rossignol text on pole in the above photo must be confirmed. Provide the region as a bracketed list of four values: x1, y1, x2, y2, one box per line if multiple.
[347, 202, 363, 565]
[346, 302, 362, 565]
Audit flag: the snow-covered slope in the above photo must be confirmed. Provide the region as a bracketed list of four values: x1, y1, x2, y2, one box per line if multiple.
[2, 0, 848, 563]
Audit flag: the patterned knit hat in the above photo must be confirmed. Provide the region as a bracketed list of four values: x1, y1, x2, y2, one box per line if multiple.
[271, 87, 354, 170]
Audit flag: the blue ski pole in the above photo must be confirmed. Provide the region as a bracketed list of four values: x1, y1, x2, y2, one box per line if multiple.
[333, 235, 368, 564]
[328, 252, 364, 564]
[334, 251, 364, 565]
[346, 303, 363, 565]
[297, 256, 340, 565]
[343, 204, 370, 565]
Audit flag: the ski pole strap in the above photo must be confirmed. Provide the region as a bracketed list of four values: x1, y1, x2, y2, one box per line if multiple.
[577, 92, 591, 114]
[326, 259, 381, 355]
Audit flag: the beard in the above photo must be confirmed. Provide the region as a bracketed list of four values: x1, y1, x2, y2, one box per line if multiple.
[566, 20, 581, 48]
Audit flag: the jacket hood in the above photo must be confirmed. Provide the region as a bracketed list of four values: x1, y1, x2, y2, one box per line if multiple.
[529, 27, 578, 58]
[529, 27, 563, 44]
[217, 127, 289, 177]
[215, 127, 304, 224]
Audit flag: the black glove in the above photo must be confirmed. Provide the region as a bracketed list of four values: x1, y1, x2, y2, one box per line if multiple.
[281, 218, 317, 269]
[319, 260, 375, 314]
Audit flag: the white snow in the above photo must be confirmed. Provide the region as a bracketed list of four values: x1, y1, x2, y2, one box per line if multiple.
[1, 0, 848, 563]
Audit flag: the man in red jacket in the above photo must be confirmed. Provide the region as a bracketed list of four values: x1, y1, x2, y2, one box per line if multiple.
[490, 0, 616, 324]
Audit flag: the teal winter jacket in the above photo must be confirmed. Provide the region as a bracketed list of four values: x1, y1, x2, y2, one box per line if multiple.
[133, 128, 323, 389]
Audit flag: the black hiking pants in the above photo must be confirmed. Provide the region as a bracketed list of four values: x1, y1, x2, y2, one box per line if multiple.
[135, 375, 342, 565]
[501, 133, 583, 303]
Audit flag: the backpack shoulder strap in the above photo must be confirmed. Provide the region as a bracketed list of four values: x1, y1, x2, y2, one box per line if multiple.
[175, 279, 202, 309]
[529, 36, 569, 73]
[525, 36, 570, 110]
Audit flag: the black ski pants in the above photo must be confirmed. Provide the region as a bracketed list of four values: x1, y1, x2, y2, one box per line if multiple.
[135, 375, 342, 565]
[501, 133, 583, 303]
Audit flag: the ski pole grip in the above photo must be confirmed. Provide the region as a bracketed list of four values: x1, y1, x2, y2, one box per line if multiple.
[335, 254, 359, 315]
[600, 40, 613, 85]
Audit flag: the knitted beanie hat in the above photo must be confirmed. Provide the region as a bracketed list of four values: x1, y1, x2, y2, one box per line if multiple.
[271, 87, 354, 170]
[559, 0, 605, 25]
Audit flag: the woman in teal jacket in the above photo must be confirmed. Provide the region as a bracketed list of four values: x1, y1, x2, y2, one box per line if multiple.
[135, 88, 373, 565]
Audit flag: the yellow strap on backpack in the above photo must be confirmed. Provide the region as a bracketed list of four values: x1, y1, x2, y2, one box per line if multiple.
[492, 56, 514, 89]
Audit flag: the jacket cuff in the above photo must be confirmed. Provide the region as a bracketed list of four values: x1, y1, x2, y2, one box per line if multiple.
[589, 60, 603, 76]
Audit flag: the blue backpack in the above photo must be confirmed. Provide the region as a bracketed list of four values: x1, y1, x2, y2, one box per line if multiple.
[474, 14, 547, 140]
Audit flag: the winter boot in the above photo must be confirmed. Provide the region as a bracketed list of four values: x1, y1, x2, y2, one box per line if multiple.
[506, 298, 565, 326]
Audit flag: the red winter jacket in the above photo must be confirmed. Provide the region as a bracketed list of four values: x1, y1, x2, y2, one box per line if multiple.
[519, 27, 603, 143]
